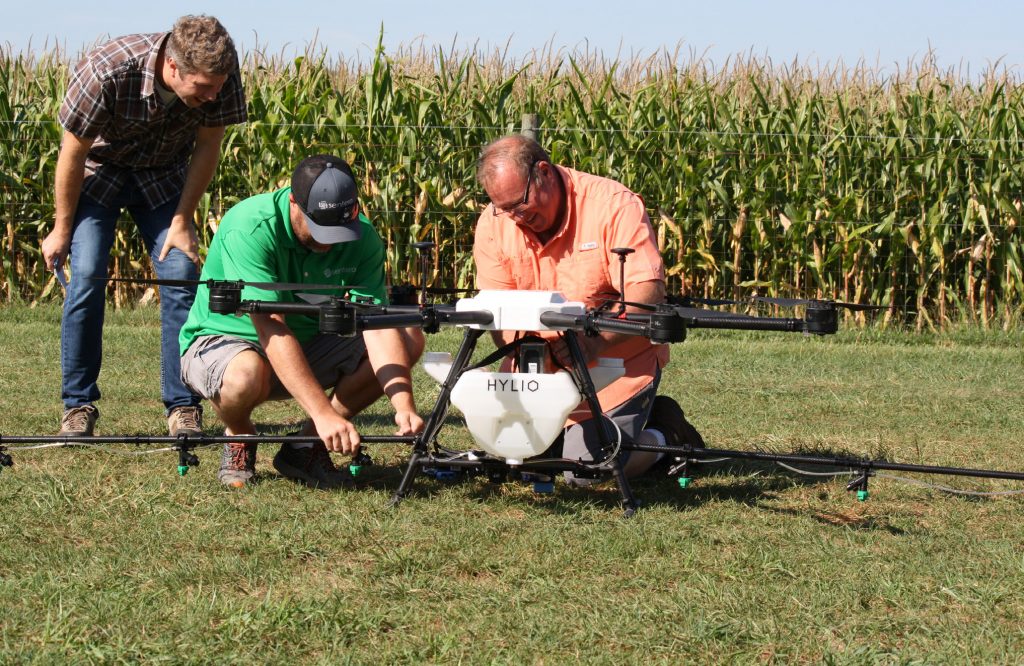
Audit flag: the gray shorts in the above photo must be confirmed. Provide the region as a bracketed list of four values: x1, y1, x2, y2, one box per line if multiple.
[562, 366, 661, 485]
[180, 334, 367, 401]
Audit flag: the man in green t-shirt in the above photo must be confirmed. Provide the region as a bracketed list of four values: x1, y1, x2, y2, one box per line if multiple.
[180, 154, 424, 488]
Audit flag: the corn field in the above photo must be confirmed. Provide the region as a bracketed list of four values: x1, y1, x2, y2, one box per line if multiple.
[2, 36, 1023, 329]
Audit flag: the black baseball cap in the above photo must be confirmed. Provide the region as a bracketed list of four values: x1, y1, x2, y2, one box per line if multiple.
[291, 155, 362, 244]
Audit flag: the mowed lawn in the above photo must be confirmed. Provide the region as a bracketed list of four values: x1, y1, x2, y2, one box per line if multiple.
[1, 304, 1023, 663]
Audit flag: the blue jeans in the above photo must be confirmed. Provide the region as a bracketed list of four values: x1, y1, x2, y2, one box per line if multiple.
[61, 185, 200, 413]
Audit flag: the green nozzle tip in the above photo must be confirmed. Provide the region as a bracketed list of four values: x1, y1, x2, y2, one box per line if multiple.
[857, 489, 869, 501]
[678, 477, 692, 489]
[177, 465, 189, 477]
[349, 465, 362, 476]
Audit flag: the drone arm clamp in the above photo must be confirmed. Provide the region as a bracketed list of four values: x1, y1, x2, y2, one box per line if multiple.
[357, 307, 494, 335]
[540, 310, 686, 345]
[539, 311, 648, 335]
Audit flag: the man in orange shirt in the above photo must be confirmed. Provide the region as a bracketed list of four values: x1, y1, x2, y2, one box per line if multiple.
[473, 134, 703, 484]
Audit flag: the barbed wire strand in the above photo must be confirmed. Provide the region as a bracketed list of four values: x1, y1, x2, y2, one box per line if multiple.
[7, 119, 1024, 146]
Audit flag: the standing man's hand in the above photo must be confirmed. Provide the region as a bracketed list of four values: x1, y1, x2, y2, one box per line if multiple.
[161, 125, 227, 268]
[41, 227, 72, 271]
[46, 130, 94, 272]
[159, 215, 201, 266]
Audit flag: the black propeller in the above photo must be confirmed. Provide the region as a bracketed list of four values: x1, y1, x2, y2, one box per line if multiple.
[399, 241, 477, 305]
[667, 294, 746, 308]
[99, 277, 366, 293]
[750, 296, 888, 312]
[599, 293, 745, 313]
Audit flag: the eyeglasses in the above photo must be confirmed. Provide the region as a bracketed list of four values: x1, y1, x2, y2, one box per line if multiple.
[490, 160, 539, 218]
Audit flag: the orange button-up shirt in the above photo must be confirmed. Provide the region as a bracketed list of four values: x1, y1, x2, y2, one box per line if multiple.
[473, 165, 670, 423]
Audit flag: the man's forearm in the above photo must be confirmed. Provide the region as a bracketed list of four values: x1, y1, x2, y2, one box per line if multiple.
[173, 125, 226, 223]
[363, 327, 419, 413]
[255, 316, 335, 420]
[43, 131, 94, 269]
[53, 132, 92, 231]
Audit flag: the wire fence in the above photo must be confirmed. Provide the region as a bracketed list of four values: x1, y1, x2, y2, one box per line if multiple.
[3, 44, 1023, 328]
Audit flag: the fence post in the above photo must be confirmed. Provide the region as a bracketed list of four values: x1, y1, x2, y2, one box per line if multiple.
[521, 114, 539, 141]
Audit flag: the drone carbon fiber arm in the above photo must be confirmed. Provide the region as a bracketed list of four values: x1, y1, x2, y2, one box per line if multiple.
[213, 286, 494, 336]
[539, 301, 838, 342]
[208, 274, 834, 342]
[222, 284, 833, 341]
[356, 307, 494, 333]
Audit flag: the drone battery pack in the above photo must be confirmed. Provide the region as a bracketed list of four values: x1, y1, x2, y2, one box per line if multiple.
[517, 341, 548, 374]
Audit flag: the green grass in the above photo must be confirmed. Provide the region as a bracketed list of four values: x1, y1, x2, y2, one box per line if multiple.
[2, 304, 1024, 663]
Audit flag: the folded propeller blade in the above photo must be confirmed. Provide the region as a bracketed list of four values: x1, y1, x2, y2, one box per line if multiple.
[100, 277, 365, 292]
[596, 297, 658, 312]
[667, 294, 746, 307]
[751, 296, 888, 312]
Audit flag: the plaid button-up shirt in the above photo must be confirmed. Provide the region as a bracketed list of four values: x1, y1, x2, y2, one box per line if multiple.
[58, 32, 247, 209]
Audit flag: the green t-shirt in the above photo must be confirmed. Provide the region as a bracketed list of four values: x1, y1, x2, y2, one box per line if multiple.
[179, 187, 387, 355]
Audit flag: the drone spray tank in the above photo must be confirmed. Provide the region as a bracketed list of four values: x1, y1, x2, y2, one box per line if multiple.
[422, 291, 625, 464]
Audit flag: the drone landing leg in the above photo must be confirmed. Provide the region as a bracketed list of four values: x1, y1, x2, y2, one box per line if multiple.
[390, 328, 485, 506]
[562, 331, 641, 518]
[610, 457, 640, 519]
[390, 449, 424, 506]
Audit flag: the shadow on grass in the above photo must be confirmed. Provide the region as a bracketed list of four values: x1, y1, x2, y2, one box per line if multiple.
[329, 457, 834, 518]
[756, 503, 911, 534]
[628, 470, 806, 510]
[227, 459, 922, 534]
[229, 431, 919, 527]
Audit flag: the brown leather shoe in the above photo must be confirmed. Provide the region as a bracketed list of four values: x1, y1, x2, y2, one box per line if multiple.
[168, 406, 203, 437]
[59, 405, 99, 437]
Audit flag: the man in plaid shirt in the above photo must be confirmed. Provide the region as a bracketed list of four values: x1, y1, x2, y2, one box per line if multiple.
[41, 15, 247, 438]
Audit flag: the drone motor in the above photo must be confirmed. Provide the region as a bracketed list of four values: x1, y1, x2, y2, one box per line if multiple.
[208, 281, 243, 314]
[318, 298, 359, 336]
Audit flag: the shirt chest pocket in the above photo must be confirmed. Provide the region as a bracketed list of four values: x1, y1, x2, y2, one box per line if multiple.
[507, 254, 539, 289]
[105, 116, 151, 143]
[557, 252, 612, 303]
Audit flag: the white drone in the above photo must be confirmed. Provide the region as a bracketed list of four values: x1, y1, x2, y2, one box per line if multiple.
[423, 290, 625, 464]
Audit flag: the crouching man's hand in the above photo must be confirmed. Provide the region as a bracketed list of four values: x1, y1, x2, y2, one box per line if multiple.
[394, 409, 424, 436]
[314, 412, 361, 454]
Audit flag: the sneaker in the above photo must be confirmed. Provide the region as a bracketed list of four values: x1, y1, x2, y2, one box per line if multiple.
[59, 405, 99, 437]
[218, 441, 257, 488]
[646, 395, 706, 450]
[273, 440, 347, 489]
[168, 406, 203, 437]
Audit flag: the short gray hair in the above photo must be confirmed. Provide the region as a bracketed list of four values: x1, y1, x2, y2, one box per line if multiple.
[476, 135, 550, 189]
